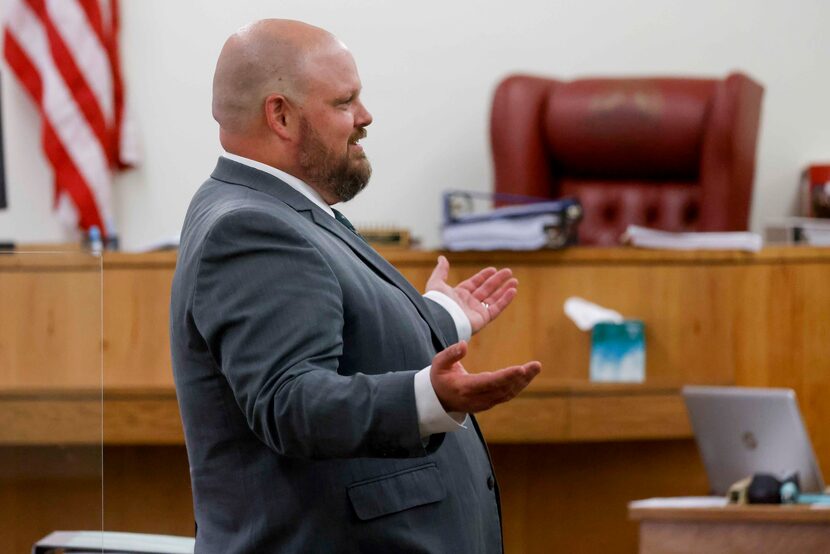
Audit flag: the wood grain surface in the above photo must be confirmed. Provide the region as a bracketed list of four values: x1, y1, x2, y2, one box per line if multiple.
[2, 246, 830, 553]
[632, 505, 830, 554]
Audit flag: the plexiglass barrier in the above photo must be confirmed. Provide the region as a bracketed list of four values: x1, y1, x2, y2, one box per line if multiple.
[0, 250, 103, 551]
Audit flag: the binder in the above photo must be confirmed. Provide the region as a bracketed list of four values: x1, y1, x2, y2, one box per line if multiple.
[442, 190, 583, 250]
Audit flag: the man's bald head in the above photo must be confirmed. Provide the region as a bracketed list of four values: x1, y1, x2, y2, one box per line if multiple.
[212, 19, 340, 133]
[212, 19, 373, 204]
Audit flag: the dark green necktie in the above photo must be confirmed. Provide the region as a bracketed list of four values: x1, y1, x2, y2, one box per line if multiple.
[332, 209, 365, 242]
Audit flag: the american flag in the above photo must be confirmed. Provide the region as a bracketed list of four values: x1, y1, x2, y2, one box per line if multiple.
[3, 0, 137, 238]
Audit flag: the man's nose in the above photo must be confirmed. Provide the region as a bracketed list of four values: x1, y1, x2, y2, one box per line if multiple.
[355, 100, 372, 127]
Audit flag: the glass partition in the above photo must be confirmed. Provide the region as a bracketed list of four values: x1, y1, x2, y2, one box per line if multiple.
[0, 250, 102, 552]
[98, 248, 194, 550]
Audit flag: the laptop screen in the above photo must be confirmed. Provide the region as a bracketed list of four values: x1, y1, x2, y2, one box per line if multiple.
[683, 385, 825, 495]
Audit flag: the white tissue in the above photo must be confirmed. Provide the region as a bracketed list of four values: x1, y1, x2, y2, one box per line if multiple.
[564, 297, 624, 331]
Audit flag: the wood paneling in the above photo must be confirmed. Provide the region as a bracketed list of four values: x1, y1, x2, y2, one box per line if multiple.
[631, 505, 830, 554]
[492, 441, 708, 554]
[0, 393, 102, 444]
[0, 442, 708, 554]
[477, 385, 691, 443]
[0, 445, 102, 553]
[0, 253, 101, 389]
[638, 521, 830, 554]
[477, 396, 570, 443]
[103, 393, 184, 444]
[730, 261, 830, 472]
[0, 446, 193, 552]
[101, 446, 194, 536]
[470, 263, 737, 385]
[2, 246, 830, 553]
[0, 385, 688, 446]
[103, 266, 176, 388]
[0, 389, 183, 445]
[93, 247, 830, 391]
[568, 393, 688, 441]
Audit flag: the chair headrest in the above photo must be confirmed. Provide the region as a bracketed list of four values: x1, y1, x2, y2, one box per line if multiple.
[543, 78, 716, 181]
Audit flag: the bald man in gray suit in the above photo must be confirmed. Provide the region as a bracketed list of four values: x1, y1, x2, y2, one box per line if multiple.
[170, 19, 541, 553]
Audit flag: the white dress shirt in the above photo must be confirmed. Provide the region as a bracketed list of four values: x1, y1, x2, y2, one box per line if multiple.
[222, 153, 469, 437]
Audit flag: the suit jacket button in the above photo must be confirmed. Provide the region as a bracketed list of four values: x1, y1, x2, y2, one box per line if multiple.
[487, 475, 495, 490]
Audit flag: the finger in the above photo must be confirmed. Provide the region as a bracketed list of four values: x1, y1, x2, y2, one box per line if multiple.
[471, 268, 513, 301]
[483, 362, 542, 407]
[432, 340, 468, 372]
[475, 362, 540, 396]
[470, 371, 529, 411]
[458, 365, 527, 395]
[485, 288, 517, 320]
[511, 362, 542, 394]
[425, 255, 451, 289]
[483, 278, 518, 305]
[523, 361, 542, 378]
[504, 362, 540, 393]
[457, 267, 497, 294]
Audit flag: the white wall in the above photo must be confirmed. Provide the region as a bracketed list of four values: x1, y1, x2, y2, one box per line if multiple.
[1, 0, 828, 249]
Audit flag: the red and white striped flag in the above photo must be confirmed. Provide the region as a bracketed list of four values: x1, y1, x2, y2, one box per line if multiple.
[3, 0, 138, 239]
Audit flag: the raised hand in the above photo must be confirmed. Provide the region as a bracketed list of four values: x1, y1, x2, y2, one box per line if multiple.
[430, 341, 541, 413]
[426, 255, 518, 334]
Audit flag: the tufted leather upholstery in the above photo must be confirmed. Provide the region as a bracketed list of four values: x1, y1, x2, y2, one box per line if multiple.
[491, 73, 764, 245]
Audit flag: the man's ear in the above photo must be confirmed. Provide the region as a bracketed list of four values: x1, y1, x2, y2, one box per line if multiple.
[264, 94, 296, 140]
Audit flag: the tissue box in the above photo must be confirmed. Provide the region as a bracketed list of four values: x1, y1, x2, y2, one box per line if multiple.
[589, 320, 646, 382]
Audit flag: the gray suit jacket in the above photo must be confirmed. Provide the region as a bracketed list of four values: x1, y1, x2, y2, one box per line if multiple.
[170, 157, 502, 553]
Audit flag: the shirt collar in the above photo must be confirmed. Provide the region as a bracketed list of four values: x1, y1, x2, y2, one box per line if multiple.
[221, 152, 335, 218]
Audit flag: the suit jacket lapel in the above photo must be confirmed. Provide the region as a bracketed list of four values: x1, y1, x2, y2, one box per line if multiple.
[309, 209, 449, 349]
[210, 157, 450, 350]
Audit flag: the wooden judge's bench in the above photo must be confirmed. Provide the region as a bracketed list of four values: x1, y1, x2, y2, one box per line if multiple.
[2, 246, 829, 553]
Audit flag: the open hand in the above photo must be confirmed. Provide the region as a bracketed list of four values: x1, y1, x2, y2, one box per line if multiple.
[426, 256, 518, 334]
[430, 341, 541, 413]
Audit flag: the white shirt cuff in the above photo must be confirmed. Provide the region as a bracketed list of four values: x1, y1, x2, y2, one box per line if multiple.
[423, 290, 472, 342]
[414, 366, 468, 438]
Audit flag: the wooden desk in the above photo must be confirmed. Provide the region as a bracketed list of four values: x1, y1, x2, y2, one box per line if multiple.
[2, 246, 830, 553]
[5, 246, 830, 449]
[0, 382, 690, 445]
[630, 503, 830, 553]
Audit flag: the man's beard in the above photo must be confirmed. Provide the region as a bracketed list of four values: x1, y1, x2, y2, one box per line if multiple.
[298, 117, 372, 203]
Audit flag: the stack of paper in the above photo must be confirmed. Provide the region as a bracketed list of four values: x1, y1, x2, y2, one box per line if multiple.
[624, 225, 763, 252]
[765, 217, 830, 246]
[802, 228, 830, 246]
[441, 193, 581, 251]
[629, 497, 728, 509]
[442, 214, 558, 251]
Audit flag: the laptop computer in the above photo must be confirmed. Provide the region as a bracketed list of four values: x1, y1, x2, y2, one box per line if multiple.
[682, 385, 825, 495]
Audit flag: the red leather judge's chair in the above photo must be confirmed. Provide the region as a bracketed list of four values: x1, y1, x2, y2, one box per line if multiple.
[490, 73, 764, 245]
